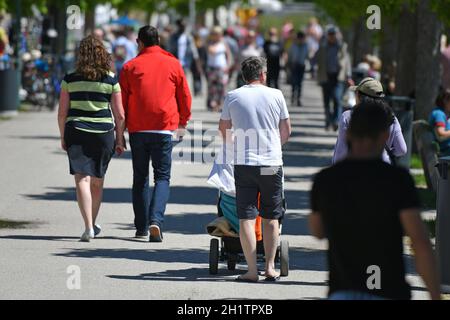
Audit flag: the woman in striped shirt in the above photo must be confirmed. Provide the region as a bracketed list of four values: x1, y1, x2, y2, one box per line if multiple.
[58, 35, 126, 242]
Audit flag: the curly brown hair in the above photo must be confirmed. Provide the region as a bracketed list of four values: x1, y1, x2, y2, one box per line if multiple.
[76, 35, 112, 81]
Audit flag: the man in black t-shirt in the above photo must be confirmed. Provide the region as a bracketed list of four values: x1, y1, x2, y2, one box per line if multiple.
[309, 102, 441, 300]
[263, 28, 283, 89]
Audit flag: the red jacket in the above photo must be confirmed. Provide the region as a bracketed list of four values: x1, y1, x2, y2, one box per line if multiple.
[120, 46, 192, 133]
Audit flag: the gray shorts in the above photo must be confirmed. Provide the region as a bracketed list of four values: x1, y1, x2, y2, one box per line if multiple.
[234, 165, 284, 220]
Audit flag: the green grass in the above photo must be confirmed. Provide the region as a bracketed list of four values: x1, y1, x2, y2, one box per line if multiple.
[413, 174, 428, 188]
[410, 154, 423, 170]
[0, 116, 12, 121]
[0, 219, 32, 229]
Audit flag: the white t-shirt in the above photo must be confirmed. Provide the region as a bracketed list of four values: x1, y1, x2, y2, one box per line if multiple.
[220, 84, 289, 166]
[207, 42, 228, 69]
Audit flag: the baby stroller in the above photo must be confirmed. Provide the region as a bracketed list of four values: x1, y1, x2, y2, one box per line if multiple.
[206, 161, 290, 277]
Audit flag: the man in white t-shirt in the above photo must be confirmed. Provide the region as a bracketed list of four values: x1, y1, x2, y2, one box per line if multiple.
[219, 56, 292, 282]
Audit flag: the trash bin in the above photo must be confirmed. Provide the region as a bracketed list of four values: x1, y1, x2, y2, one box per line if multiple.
[385, 96, 415, 169]
[436, 156, 450, 293]
[0, 68, 19, 116]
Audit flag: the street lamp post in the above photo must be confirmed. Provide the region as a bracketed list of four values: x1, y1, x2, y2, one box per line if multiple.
[189, 0, 196, 29]
[14, 0, 22, 109]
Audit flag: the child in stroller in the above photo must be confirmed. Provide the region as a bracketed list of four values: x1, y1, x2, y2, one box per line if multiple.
[206, 160, 289, 277]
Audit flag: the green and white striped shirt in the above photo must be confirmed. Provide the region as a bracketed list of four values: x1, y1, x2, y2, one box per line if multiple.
[61, 71, 121, 134]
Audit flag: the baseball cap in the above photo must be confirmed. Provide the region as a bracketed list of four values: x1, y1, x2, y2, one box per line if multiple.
[327, 25, 338, 35]
[350, 77, 385, 98]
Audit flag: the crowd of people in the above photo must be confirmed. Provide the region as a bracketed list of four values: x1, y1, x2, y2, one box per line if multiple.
[140, 18, 326, 112]
[52, 13, 450, 300]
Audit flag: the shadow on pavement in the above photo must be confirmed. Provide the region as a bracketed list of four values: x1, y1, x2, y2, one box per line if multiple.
[112, 211, 218, 235]
[9, 135, 62, 141]
[55, 248, 209, 264]
[107, 267, 227, 283]
[289, 247, 327, 272]
[0, 235, 80, 242]
[53, 243, 327, 273]
[24, 188, 311, 211]
[107, 267, 328, 287]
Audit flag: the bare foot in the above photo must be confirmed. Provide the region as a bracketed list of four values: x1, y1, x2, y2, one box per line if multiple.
[264, 269, 280, 279]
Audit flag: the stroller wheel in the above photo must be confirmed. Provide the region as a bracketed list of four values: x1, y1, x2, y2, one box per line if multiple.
[280, 240, 289, 277]
[209, 238, 219, 275]
[227, 254, 237, 271]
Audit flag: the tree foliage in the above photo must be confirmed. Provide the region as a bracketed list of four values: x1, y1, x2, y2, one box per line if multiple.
[1, 0, 231, 16]
[313, 0, 450, 27]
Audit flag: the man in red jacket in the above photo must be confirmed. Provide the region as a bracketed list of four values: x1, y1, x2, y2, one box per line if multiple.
[120, 25, 192, 242]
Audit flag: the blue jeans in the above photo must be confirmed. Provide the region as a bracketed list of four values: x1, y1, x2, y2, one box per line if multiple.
[322, 73, 344, 127]
[329, 291, 387, 300]
[130, 133, 173, 232]
[291, 64, 306, 102]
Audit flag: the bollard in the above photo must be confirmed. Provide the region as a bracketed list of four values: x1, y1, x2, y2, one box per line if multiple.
[436, 156, 450, 293]
[0, 68, 19, 116]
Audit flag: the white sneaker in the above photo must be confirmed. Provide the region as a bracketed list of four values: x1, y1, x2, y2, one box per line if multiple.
[80, 229, 95, 242]
[94, 224, 102, 237]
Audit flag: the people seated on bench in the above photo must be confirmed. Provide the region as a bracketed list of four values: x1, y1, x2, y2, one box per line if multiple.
[429, 88, 450, 156]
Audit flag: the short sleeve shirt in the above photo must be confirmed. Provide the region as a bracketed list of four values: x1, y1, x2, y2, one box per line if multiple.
[429, 107, 450, 153]
[311, 159, 421, 300]
[221, 84, 289, 166]
[61, 71, 120, 133]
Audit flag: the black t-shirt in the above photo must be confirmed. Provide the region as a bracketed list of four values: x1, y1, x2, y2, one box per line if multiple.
[263, 40, 283, 68]
[311, 159, 421, 300]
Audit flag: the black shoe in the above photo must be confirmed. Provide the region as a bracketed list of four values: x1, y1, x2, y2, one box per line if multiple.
[297, 100, 302, 107]
[135, 231, 149, 239]
[149, 224, 163, 242]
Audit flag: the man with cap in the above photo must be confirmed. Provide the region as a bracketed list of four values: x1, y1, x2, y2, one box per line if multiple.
[316, 25, 353, 131]
[332, 77, 407, 165]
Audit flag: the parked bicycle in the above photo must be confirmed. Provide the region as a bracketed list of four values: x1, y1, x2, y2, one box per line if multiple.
[21, 51, 62, 111]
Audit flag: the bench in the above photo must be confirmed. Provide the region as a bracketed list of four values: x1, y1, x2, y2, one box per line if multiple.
[413, 120, 440, 192]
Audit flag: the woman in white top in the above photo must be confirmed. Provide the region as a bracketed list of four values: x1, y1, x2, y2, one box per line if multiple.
[206, 26, 232, 112]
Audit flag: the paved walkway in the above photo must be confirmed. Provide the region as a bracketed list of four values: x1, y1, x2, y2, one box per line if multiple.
[0, 79, 429, 299]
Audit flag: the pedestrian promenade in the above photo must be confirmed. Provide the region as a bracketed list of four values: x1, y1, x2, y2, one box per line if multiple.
[0, 79, 429, 299]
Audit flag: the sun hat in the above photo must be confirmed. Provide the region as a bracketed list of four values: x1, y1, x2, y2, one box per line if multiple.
[350, 77, 385, 98]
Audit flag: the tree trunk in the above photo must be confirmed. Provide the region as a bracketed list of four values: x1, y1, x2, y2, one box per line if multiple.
[380, 18, 398, 87]
[415, 0, 443, 120]
[351, 17, 373, 67]
[395, 2, 417, 96]
[84, 9, 96, 35]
